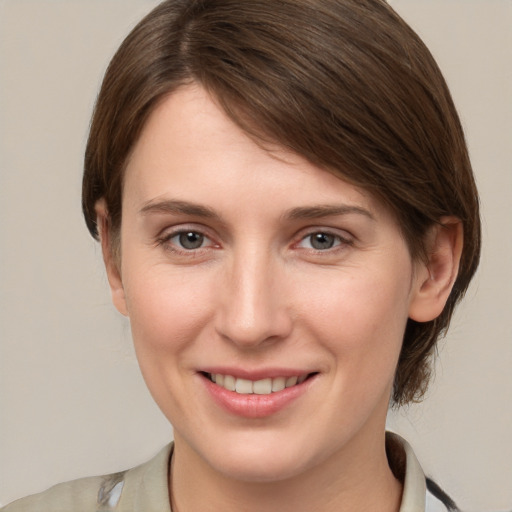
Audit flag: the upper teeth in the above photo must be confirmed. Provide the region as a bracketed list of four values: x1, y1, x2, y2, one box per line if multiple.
[210, 374, 308, 395]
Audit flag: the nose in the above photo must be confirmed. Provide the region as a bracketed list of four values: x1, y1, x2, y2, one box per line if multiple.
[215, 248, 293, 349]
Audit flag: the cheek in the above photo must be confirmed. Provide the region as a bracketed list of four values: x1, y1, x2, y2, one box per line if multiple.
[122, 262, 215, 356]
[296, 266, 411, 373]
[120, 262, 219, 419]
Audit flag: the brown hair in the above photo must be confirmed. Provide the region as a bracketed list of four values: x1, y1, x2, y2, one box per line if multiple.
[82, 0, 480, 405]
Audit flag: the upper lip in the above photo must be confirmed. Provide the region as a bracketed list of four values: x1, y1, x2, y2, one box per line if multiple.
[199, 367, 315, 381]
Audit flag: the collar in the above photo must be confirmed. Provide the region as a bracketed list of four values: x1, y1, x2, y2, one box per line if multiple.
[387, 432, 427, 511]
[114, 433, 427, 511]
[115, 443, 173, 511]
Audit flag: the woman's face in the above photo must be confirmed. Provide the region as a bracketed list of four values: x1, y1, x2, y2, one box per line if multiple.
[109, 85, 429, 482]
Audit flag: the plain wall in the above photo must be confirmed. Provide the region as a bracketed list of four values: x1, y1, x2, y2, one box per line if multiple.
[0, 1, 511, 510]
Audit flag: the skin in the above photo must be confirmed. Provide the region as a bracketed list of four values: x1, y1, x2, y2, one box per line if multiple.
[98, 85, 462, 512]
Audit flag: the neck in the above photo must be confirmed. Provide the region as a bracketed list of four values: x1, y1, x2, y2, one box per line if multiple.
[169, 429, 402, 512]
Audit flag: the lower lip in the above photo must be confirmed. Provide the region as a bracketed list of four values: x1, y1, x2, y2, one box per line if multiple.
[201, 375, 314, 418]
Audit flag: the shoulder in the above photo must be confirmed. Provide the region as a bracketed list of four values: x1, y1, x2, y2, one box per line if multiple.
[1, 474, 109, 512]
[1, 444, 173, 512]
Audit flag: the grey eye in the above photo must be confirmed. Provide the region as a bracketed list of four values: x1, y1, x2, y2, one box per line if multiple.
[309, 233, 337, 250]
[178, 232, 205, 250]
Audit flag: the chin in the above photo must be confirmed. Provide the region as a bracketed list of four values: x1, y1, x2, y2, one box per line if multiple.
[194, 430, 326, 484]
[214, 451, 308, 483]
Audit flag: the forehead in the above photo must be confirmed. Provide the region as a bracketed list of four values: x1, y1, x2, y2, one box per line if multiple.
[123, 84, 391, 224]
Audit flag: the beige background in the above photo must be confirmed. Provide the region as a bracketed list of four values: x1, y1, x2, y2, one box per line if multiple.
[0, 1, 510, 510]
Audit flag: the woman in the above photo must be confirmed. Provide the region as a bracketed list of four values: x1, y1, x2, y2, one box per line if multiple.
[2, 0, 480, 510]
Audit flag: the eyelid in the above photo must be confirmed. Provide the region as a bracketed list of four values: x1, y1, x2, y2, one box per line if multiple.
[293, 227, 354, 251]
[156, 224, 220, 251]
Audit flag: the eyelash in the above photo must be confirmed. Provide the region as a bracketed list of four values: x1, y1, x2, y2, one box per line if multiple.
[155, 227, 354, 256]
[295, 230, 354, 253]
[156, 227, 217, 255]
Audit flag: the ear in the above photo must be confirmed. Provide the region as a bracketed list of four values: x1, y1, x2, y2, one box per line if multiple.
[95, 199, 128, 316]
[408, 216, 463, 322]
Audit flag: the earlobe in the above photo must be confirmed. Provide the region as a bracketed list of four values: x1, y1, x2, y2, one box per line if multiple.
[95, 199, 129, 317]
[408, 217, 463, 322]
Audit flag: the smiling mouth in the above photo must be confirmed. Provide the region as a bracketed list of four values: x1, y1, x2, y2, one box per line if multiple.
[204, 373, 315, 395]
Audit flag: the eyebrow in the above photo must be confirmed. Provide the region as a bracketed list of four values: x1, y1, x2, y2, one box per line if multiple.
[139, 199, 220, 219]
[139, 199, 374, 222]
[284, 204, 375, 221]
